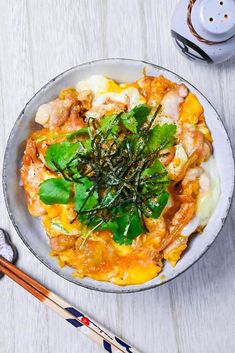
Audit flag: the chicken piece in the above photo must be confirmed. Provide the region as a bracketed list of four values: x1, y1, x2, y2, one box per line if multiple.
[21, 162, 53, 216]
[182, 167, 203, 186]
[181, 167, 203, 198]
[77, 90, 93, 111]
[56, 90, 92, 131]
[35, 98, 73, 130]
[181, 124, 201, 156]
[164, 167, 211, 264]
[137, 75, 175, 107]
[20, 138, 54, 216]
[85, 97, 127, 119]
[163, 236, 188, 267]
[197, 113, 213, 142]
[59, 87, 78, 101]
[160, 201, 195, 252]
[161, 84, 188, 121]
[60, 105, 86, 132]
[181, 123, 212, 162]
[169, 202, 195, 234]
[166, 144, 188, 180]
[201, 140, 212, 162]
[181, 166, 211, 202]
[160, 167, 202, 251]
[50, 235, 77, 252]
[59, 88, 92, 113]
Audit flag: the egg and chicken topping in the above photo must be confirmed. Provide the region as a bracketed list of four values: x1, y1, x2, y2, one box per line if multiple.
[21, 74, 220, 285]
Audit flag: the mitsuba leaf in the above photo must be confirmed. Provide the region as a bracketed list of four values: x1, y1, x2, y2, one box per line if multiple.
[99, 114, 120, 135]
[74, 177, 98, 212]
[148, 192, 169, 219]
[101, 219, 119, 233]
[121, 111, 138, 133]
[141, 159, 169, 197]
[38, 178, 72, 205]
[132, 104, 151, 127]
[147, 123, 176, 152]
[45, 141, 81, 171]
[103, 210, 143, 245]
[142, 159, 168, 180]
[82, 138, 92, 153]
[121, 104, 152, 133]
[101, 192, 116, 207]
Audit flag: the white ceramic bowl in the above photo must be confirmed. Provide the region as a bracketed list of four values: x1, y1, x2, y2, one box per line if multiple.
[3, 59, 234, 293]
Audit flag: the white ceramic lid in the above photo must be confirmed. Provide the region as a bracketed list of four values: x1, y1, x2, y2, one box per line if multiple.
[192, 0, 235, 42]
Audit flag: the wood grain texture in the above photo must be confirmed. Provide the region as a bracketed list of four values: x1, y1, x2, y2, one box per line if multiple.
[0, 1, 234, 352]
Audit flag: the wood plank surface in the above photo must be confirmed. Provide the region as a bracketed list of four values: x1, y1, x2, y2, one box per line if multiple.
[0, 1, 234, 352]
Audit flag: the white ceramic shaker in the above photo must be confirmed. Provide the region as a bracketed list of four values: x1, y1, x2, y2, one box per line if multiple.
[171, 0, 235, 64]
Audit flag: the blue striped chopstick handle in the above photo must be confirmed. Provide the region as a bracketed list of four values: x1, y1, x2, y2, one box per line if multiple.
[48, 292, 141, 353]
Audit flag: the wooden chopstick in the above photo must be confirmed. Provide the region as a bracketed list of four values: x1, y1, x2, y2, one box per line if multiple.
[0, 255, 49, 300]
[0, 256, 141, 353]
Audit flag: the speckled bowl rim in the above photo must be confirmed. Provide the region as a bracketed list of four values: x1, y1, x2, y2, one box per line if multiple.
[2, 58, 235, 293]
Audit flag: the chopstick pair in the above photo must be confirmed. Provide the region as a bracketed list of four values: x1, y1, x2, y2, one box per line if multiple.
[0, 255, 140, 353]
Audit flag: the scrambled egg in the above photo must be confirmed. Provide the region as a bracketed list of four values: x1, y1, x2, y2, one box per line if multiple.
[76, 75, 146, 111]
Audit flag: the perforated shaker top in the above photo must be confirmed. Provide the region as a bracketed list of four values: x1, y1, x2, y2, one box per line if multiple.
[191, 0, 235, 42]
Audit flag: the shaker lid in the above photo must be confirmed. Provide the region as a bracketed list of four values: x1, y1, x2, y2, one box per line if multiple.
[191, 0, 235, 42]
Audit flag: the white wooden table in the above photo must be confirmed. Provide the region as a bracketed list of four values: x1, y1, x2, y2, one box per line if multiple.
[0, 1, 235, 352]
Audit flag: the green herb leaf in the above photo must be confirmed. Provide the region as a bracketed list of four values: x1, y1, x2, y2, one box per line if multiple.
[121, 111, 138, 133]
[121, 104, 152, 133]
[141, 159, 169, 199]
[45, 141, 82, 171]
[102, 192, 116, 206]
[74, 178, 98, 212]
[99, 114, 120, 135]
[112, 211, 143, 245]
[38, 178, 72, 205]
[147, 123, 177, 152]
[101, 219, 119, 233]
[82, 138, 92, 153]
[142, 159, 167, 180]
[148, 192, 169, 219]
[103, 209, 143, 245]
[132, 104, 151, 127]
